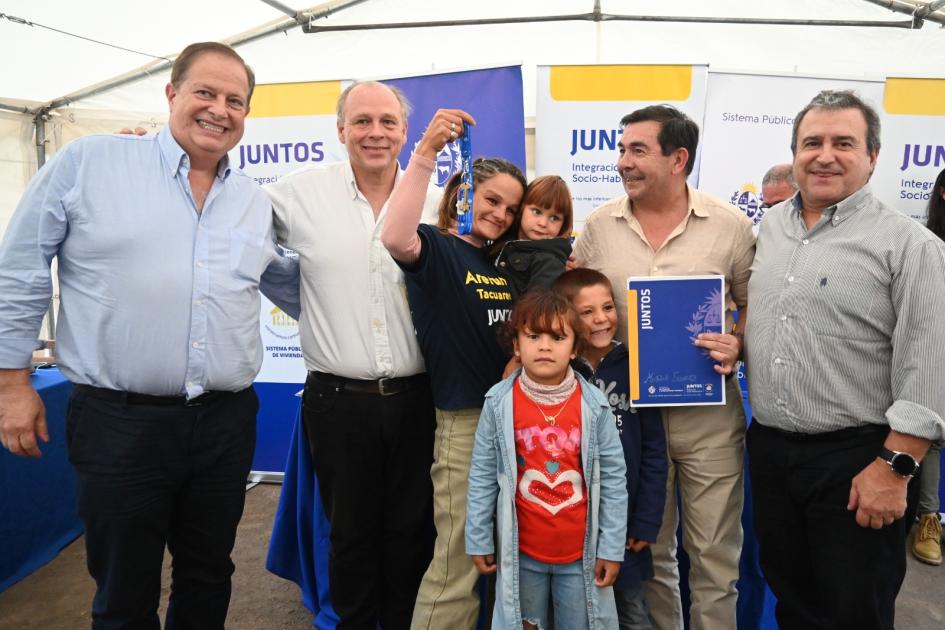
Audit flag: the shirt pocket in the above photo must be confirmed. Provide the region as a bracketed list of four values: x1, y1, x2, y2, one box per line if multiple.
[808, 268, 890, 341]
[229, 228, 267, 282]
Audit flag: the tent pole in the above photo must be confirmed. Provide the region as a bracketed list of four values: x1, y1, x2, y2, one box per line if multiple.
[0, 102, 32, 114]
[862, 0, 945, 27]
[32, 109, 58, 344]
[302, 12, 917, 34]
[34, 1, 932, 111]
[593, 0, 603, 63]
[33, 109, 47, 169]
[258, 0, 308, 24]
[915, 0, 945, 19]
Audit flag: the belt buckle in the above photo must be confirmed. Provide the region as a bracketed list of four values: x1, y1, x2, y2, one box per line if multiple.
[185, 393, 207, 407]
[377, 377, 396, 396]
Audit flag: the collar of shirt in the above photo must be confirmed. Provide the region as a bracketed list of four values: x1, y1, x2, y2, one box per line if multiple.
[790, 183, 873, 229]
[342, 160, 404, 203]
[157, 126, 231, 181]
[608, 183, 710, 244]
[608, 184, 710, 220]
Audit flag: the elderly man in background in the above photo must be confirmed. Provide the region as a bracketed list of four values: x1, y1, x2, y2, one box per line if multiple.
[0, 42, 297, 629]
[745, 89, 945, 630]
[760, 163, 798, 209]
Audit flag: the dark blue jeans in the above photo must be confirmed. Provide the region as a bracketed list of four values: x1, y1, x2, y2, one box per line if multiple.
[747, 420, 919, 630]
[66, 386, 257, 630]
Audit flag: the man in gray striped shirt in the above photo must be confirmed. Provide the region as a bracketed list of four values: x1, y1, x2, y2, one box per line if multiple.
[745, 90, 945, 630]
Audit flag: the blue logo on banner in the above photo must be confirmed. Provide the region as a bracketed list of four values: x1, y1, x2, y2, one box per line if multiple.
[730, 184, 765, 226]
[435, 142, 462, 186]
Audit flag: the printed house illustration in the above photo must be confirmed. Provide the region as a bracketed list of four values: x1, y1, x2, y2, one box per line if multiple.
[270, 307, 297, 327]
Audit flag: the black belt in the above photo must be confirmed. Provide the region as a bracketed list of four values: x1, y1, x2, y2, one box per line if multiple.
[307, 371, 427, 396]
[753, 419, 887, 443]
[75, 384, 232, 407]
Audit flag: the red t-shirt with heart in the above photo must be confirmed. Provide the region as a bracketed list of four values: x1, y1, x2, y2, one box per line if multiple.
[513, 379, 587, 563]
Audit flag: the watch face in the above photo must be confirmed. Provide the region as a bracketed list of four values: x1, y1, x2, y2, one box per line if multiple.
[891, 452, 918, 477]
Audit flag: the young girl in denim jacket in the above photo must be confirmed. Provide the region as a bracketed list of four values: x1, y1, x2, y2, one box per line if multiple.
[465, 289, 628, 629]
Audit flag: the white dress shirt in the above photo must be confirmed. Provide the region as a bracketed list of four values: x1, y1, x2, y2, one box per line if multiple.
[265, 160, 440, 379]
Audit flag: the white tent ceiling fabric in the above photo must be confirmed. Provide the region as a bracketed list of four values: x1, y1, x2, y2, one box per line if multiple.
[0, 0, 283, 103]
[0, 112, 35, 236]
[3, 0, 945, 109]
[1, 0, 944, 235]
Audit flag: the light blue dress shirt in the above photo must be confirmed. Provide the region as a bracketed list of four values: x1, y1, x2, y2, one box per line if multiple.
[0, 126, 299, 398]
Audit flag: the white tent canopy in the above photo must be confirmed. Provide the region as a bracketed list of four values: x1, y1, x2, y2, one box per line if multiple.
[3, 0, 945, 235]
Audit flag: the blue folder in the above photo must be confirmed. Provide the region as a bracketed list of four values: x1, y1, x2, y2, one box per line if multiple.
[626, 275, 726, 407]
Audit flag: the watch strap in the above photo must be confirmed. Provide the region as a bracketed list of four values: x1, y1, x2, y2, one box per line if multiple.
[878, 446, 919, 478]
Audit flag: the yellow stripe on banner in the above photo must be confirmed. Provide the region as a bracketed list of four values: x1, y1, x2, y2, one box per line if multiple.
[884, 78, 945, 116]
[550, 66, 693, 102]
[627, 288, 641, 402]
[248, 81, 342, 119]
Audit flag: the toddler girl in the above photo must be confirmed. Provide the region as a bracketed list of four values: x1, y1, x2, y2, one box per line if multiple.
[493, 175, 574, 299]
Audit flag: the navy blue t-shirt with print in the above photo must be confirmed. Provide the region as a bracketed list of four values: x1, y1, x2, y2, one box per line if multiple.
[400, 224, 514, 410]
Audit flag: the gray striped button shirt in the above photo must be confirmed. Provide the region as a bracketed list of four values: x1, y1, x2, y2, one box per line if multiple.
[745, 184, 945, 441]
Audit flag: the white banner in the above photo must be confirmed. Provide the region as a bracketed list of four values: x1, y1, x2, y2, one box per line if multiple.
[535, 65, 708, 232]
[699, 72, 884, 231]
[872, 77, 945, 223]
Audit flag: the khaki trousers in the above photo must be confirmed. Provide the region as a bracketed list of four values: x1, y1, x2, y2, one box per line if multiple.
[645, 377, 746, 630]
[411, 408, 482, 630]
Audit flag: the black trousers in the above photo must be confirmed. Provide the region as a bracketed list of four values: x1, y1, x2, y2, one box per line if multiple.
[747, 420, 920, 630]
[66, 386, 257, 630]
[303, 373, 436, 630]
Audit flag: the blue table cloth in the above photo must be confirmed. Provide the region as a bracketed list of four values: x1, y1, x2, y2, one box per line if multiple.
[266, 406, 339, 628]
[252, 382, 308, 474]
[0, 368, 82, 592]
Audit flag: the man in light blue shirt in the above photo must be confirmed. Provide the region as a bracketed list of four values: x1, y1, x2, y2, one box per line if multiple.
[0, 42, 296, 629]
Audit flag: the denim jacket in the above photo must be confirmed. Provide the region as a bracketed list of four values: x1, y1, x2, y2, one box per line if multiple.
[465, 370, 628, 628]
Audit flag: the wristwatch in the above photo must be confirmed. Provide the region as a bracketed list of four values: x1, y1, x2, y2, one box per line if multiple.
[878, 447, 920, 479]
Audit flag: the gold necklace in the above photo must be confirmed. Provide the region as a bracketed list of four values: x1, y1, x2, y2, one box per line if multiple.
[529, 388, 576, 426]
